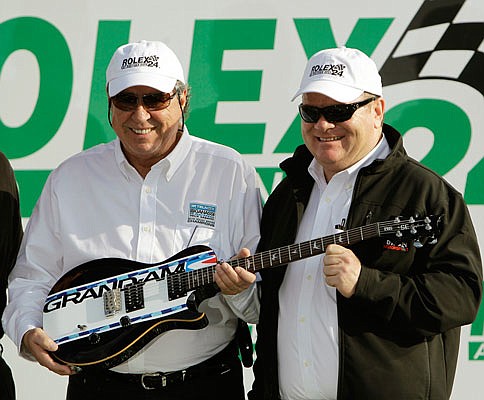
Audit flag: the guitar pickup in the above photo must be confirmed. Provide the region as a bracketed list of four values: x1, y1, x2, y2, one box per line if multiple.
[124, 283, 145, 313]
[103, 288, 122, 317]
[167, 273, 187, 301]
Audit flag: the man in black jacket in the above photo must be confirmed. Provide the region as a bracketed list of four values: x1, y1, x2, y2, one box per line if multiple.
[0, 151, 23, 400]
[247, 47, 482, 399]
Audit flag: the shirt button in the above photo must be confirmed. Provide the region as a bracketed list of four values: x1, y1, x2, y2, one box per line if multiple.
[299, 316, 306, 323]
[306, 275, 313, 280]
[143, 226, 151, 232]
[145, 187, 152, 194]
[304, 360, 311, 367]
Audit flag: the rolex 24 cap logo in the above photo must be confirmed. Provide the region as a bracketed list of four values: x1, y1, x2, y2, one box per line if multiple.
[310, 63, 346, 78]
[121, 55, 160, 70]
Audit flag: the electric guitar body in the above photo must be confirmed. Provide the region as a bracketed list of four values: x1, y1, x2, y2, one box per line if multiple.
[43, 245, 216, 369]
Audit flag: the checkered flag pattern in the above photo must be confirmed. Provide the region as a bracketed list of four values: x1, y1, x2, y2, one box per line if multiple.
[379, 0, 484, 95]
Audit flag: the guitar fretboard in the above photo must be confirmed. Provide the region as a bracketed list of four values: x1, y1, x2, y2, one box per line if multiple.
[179, 221, 385, 292]
[172, 216, 439, 293]
[230, 223, 381, 273]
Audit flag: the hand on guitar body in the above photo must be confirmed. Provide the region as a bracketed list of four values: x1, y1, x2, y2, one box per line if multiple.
[214, 248, 256, 295]
[323, 244, 362, 298]
[22, 327, 74, 376]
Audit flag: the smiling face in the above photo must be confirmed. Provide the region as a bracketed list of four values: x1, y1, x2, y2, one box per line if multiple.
[110, 85, 186, 177]
[301, 92, 385, 181]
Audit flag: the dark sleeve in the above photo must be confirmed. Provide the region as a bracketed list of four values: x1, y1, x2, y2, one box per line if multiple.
[353, 186, 482, 337]
[0, 151, 23, 337]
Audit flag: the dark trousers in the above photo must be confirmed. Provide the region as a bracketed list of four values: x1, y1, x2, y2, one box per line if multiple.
[66, 343, 245, 400]
[0, 344, 16, 400]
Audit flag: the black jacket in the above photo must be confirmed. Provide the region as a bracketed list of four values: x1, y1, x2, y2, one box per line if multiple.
[249, 124, 482, 400]
[0, 152, 23, 338]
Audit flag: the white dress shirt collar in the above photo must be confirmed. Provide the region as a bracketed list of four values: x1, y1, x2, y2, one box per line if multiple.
[308, 133, 391, 187]
[114, 128, 193, 181]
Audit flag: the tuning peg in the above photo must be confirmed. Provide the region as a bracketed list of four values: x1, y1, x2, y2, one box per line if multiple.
[429, 236, 438, 245]
[413, 240, 423, 248]
[410, 227, 417, 235]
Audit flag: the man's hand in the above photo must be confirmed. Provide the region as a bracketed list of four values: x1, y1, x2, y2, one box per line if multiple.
[22, 328, 73, 375]
[323, 244, 361, 298]
[214, 248, 256, 295]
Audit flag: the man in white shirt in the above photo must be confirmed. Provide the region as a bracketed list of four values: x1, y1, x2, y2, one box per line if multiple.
[3, 40, 261, 400]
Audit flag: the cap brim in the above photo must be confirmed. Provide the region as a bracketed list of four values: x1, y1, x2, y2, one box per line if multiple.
[291, 80, 363, 103]
[108, 73, 177, 96]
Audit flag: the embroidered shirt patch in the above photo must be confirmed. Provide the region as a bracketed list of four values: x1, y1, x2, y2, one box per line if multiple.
[188, 203, 216, 227]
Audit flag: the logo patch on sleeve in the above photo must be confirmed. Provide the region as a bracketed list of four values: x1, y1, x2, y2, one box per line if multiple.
[188, 203, 216, 227]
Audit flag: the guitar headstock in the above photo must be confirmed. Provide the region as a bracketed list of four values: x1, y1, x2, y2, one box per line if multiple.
[379, 215, 443, 246]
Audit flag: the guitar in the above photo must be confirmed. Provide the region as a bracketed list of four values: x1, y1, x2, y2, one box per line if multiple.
[43, 215, 441, 369]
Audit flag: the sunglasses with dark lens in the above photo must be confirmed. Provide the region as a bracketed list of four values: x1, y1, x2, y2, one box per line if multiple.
[298, 96, 377, 123]
[111, 91, 176, 111]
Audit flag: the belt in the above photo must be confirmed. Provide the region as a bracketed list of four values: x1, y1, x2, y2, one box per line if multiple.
[139, 362, 231, 390]
[87, 341, 238, 390]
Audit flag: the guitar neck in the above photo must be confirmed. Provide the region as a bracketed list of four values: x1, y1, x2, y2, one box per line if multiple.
[231, 222, 382, 273]
[182, 222, 383, 292]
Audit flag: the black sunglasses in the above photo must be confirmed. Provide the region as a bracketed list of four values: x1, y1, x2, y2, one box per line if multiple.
[298, 96, 377, 123]
[111, 91, 176, 111]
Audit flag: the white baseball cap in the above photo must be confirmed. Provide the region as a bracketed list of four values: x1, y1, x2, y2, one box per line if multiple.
[106, 40, 185, 97]
[292, 47, 382, 103]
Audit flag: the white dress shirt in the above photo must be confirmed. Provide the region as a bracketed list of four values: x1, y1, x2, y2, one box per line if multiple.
[3, 128, 261, 373]
[277, 136, 390, 400]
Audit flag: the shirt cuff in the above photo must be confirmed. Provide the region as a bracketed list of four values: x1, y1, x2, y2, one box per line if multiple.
[223, 282, 260, 324]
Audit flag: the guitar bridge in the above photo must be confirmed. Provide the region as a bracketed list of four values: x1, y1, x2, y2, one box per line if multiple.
[103, 288, 122, 317]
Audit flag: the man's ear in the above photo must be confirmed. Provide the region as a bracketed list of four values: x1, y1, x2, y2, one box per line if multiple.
[179, 89, 187, 110]
[374, 97, 385, 129]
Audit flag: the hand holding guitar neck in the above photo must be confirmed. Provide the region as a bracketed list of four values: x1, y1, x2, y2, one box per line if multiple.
[323, 244, 362, 298]
[214, 248, 255, 295]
